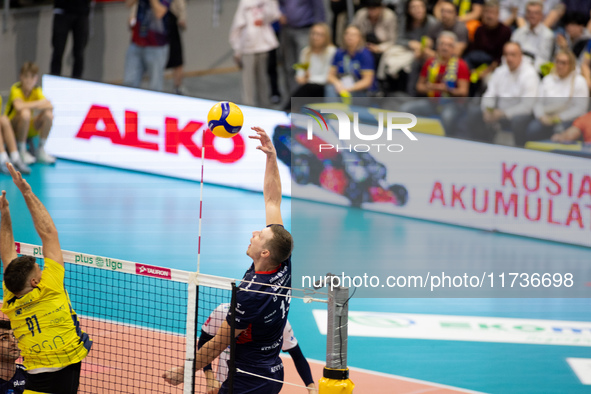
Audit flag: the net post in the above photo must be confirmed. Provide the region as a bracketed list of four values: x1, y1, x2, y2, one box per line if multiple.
[228, 281, 238, 394]
[320, 284, 355, 393]
[183, 276, 199, 394]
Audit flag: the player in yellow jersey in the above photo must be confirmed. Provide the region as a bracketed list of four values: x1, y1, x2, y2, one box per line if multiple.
[5, 62, 55, 166]
[0, 163, 91, 394]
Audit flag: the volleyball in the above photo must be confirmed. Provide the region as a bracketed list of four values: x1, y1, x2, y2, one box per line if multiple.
[207, 101, 244, 138]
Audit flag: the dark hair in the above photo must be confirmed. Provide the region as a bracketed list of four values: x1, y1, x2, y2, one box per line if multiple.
[265, 225, 294, 265]
[440, 0, 459, 14]
[0, 320, 11, 330]
[405, 0, 428, 32]
[4, 256, 37, 295]
[564, 12, 589, 27]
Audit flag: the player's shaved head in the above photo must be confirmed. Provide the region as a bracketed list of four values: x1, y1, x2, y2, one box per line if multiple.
[4, 256, 37, 295]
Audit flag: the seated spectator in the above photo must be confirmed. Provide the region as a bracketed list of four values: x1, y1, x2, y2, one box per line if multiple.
[326, 25, 376, 97]
[464, 0, 512, 71]
[434, 0, 483, 40]
[352, 0, 397, 70]
[508, 0, 562, 28]
[399, 31, 470, 133]
[5, 62, 55, 165]
[457, 42, 539, 143]
[285, 23, 336, 109]
[426, 1, 469, 58]
[520, 50, 589, 145]
[551, 111, 591, 143]
[555, 12, 591, 61]
[434, 0, 483, 23]
[377, 0, 438, 93]
[511, 1, 554, 73]
[0, 113, 31, 175]
[544, 0, 591, 30]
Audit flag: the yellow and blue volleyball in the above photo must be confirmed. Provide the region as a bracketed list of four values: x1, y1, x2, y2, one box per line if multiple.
[207, 101, 244, 138]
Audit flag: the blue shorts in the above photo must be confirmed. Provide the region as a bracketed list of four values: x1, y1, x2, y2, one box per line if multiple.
[218, 364, 283, 394]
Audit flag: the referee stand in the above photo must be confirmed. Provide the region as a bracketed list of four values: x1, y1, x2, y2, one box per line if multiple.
[319, 277, 355, 393]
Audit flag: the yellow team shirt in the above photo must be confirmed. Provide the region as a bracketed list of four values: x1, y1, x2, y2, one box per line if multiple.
[5, 82, 45, 137]
[1, 258, 91, 371]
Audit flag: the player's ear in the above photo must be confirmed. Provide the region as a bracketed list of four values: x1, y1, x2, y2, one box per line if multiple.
[261, 249, 271, 259]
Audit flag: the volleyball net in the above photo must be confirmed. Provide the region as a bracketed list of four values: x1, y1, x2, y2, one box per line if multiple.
[2, 242, 338, 393]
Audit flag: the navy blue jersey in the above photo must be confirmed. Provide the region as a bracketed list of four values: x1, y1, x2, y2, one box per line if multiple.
[227, 256, 292, 372]
[0, 364, 26, 394]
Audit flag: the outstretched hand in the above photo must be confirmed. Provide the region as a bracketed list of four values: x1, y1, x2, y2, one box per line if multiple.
[7, 163, 31, 195]
[249, 127, 276, 156]
[0, 191, 8, 212]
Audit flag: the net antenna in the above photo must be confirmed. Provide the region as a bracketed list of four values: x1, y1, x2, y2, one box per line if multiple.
[183, 146, 206, 393]
[318, 273, 355, 393]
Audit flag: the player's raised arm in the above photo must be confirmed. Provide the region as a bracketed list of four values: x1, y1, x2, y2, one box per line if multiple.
[7, 163, 63, 266]
[249, 127, 283, 226]
[0, 190, 18, 272]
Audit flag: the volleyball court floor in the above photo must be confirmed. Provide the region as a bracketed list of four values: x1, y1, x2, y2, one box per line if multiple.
[1, 160, 590, 393]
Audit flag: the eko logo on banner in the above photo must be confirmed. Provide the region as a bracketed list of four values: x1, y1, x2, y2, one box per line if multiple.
[302, 107, 418, 153]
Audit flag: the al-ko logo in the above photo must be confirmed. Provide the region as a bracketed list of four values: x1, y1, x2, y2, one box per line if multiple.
[303, 107, 417, 153]
[76, 105, 245, 163]
[136, 263, 171, 280]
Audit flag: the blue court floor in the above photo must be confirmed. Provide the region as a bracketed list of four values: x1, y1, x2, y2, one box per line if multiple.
[1, 159, 590, 393]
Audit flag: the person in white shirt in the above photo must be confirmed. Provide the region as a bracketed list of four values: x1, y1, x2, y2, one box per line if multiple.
[285, 23, 336, 110]
[457, 42, 540, 143]
[229, 0, 281, 107]
[519, 49, 590, 145]
[511, 0, 554, 73]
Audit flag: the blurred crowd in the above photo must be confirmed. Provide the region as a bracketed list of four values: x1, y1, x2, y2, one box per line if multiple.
[228, 0, 591, 147]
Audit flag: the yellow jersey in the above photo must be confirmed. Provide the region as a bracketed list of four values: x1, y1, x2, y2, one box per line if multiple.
[5, 82, 45, 119]
[1, 258, 91, 371]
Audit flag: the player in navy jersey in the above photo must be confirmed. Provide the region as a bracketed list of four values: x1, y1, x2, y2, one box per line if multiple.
[0, 320, 26, 394]
[163, 126, 293, 394]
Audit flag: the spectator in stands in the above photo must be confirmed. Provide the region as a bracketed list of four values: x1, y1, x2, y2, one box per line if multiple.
[378, 0, 438, 93]
[551, 110, 591, 143]
[279, 0, 326, 94]
[434, 0, 484, 23]
[555, 12, 591, 61]
[426, 1, 469, 58]
[464, 0, 512, 71]
[519, 50, 589, 145]
[5, 62, 55, 165]
[501, 0, 562, 28]
[511, 1, 554, 73]
[399, 31, 470, 133]
[544, 0, 591, 30]
[326, 25, 375, 97]
[284, 23, 336, 109]
[352, 0, 397, 71]
[123, 0, 171, 91]
[458, 42, 539, 143]
[433, 0, 483, 40]
[230, 0, 281, 107]
[49, 0, 91, 79]
[167, 0, 187, 95]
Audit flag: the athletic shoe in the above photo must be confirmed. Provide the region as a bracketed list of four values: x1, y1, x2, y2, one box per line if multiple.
[0, 159, 10, 175]
[11, 158, 31, 175]
[20, 149, 36, 165]
[36, 147, 56, 165]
